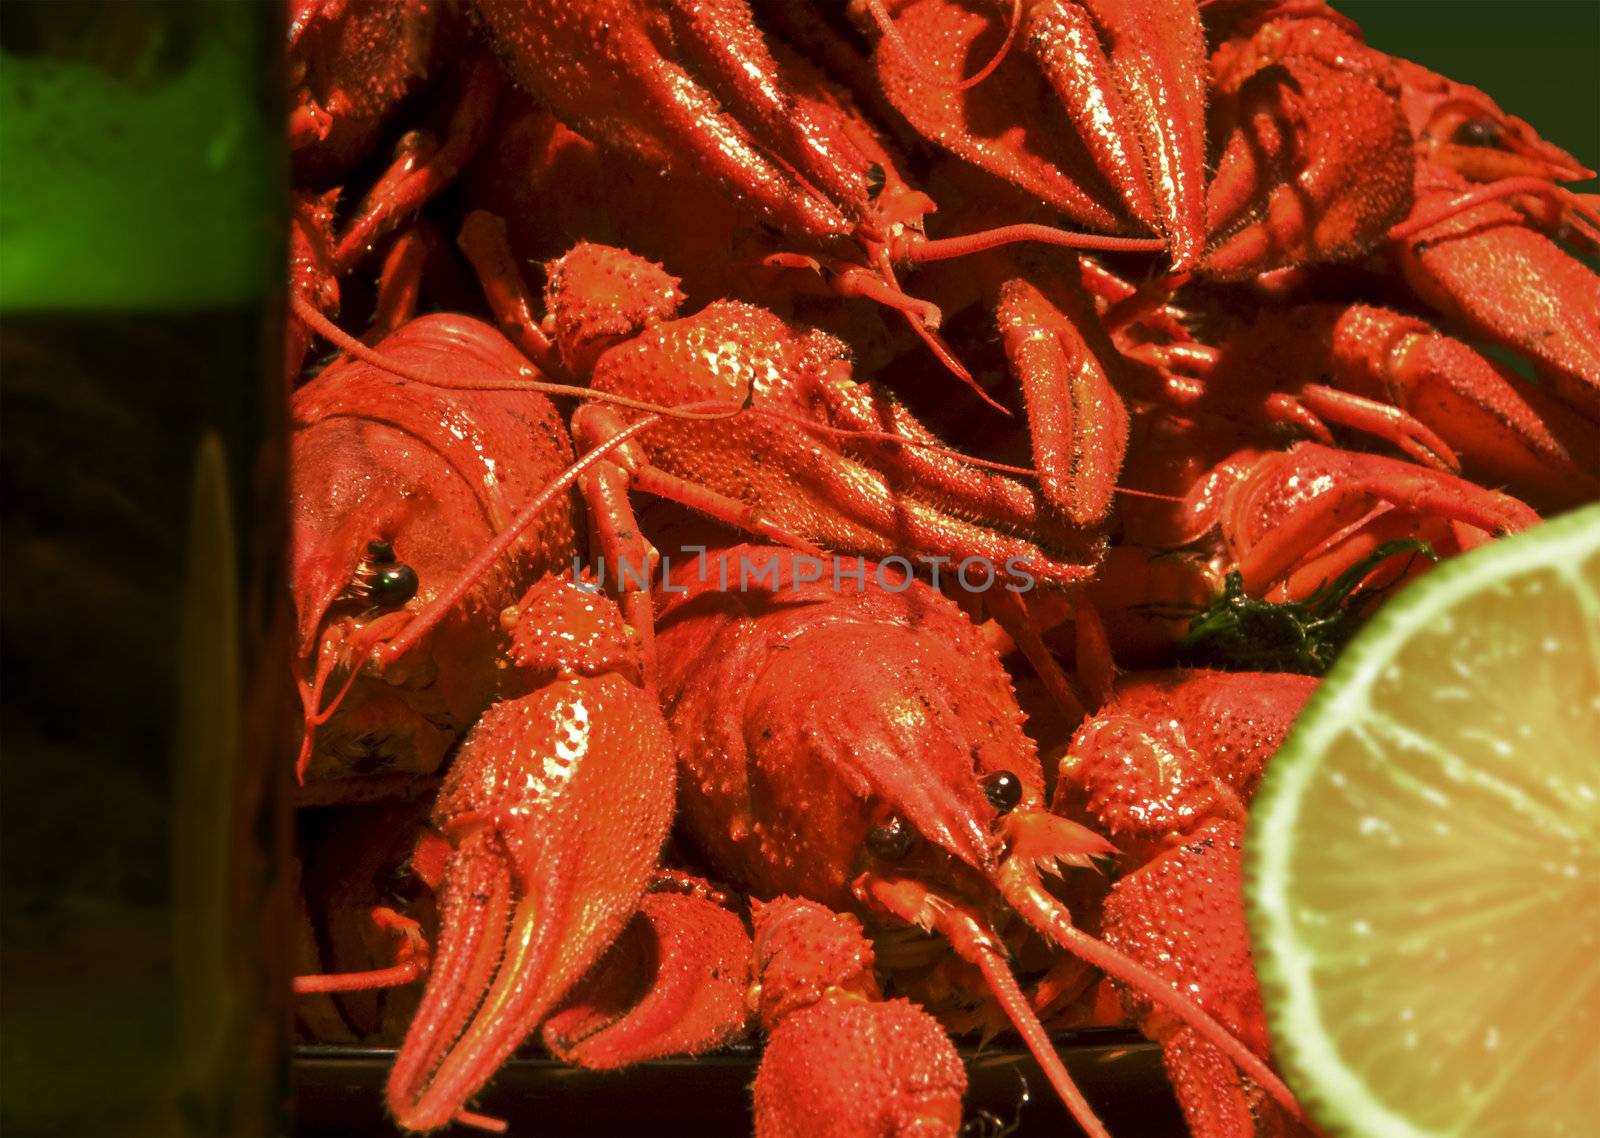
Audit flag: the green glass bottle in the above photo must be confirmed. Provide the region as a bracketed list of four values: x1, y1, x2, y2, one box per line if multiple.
[0, 2, 288, 1134]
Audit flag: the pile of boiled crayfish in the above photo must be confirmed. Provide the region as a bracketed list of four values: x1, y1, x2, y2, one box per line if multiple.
[286, 1, 1599, 1135]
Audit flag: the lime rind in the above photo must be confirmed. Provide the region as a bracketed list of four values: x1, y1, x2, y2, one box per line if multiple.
[1246, 503, 1600, 1138]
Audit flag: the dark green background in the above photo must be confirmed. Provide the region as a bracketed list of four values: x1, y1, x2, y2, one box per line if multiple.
[1334, 0, 1599, 191]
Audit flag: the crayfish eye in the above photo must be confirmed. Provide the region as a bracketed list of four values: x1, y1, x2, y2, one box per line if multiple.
[1451, 118, 1503, 148]
[865, 814, 917, 861]
[369, 563, 419, 608]
[377, 860, 428, 907]
[864, 162, 887, 198]
[352, 539, 419, 608]
[982, 770, 1023, 815]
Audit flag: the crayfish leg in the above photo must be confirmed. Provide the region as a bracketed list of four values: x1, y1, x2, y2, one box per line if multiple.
[1102, 820, 1312, 1138]
[990, 821, 1308, 1128]
[859, 873, 1114, 1138]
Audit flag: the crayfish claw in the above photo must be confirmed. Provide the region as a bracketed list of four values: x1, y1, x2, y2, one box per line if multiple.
[542, 888, 752, 1069]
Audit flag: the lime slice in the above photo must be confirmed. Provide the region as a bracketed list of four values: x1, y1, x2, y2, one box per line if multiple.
[1247, 503, 1600, 1138]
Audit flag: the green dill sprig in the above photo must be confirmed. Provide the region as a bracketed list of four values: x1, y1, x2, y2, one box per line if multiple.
[1148, 539, 1438, 675]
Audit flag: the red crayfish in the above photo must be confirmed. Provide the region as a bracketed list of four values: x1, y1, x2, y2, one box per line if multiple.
[279, 0, 1597, 1135]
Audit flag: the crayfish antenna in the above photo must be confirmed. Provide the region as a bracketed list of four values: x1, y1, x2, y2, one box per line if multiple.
[861, 0, 1021, 93]
[904, 225, 1167, 264]
[287, 292, 747, 425]
[293, 905, 432, 995]
[293, 639, 363, 783]
[858, 874, 1114, 1138]
[1388, 176, 1600, 243]
[991, 819, 1310, 1126]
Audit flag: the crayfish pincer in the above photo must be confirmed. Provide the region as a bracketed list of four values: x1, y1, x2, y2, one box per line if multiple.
[388, 578, 676, 1131]
[296, 578, 677, 1133]
[655, 544, 1308, 1138]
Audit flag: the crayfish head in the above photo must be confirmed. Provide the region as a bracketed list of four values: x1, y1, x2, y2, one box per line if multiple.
[293, 513, 419, 653]
[658, 546, 1069, 909]
[736, 579, 1052, 901]
[290, 489, 437, 783]
[289, 313, 578, 786]
[1391, 58, 1596, 184]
